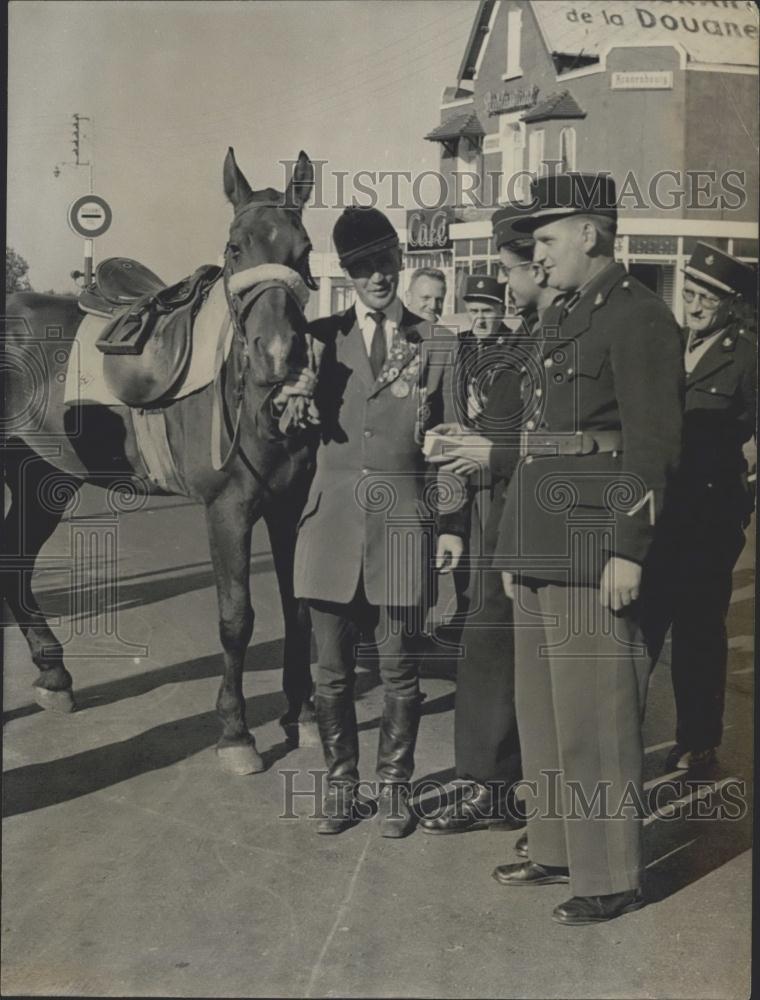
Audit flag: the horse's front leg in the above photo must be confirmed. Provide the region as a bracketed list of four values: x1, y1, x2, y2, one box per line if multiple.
[264, 505, 318, 747]
[206, 494, 264, 775]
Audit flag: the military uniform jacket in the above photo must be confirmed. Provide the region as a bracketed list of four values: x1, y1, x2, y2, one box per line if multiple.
[438, 318, 537, 555]
[677, 320, 756, 509]
[495, 263, 684, 586]
[446, 323, 518, 430]
[293, 305, 466, 606]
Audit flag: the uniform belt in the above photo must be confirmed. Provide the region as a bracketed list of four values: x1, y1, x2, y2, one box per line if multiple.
[520, 429, 623, 458]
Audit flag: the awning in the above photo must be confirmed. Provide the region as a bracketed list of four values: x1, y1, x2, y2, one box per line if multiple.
[522, 90, 586, 123]
[425, 111, 485, 143]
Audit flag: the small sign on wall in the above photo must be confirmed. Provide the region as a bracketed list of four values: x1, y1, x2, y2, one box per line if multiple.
[611, 71, 674, 90]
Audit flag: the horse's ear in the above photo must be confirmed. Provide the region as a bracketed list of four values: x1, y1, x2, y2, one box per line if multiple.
[223, 147, 253, 209]
[285, 151, 314, 210]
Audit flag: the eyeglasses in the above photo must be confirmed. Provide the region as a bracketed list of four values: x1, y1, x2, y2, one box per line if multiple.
[682, 287, 721, 309]
[499, 260, 534, 279]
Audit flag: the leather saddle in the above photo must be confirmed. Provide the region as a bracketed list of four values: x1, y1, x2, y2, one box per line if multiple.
[92, 261, 222, 407]
[79, 257, 168, 317]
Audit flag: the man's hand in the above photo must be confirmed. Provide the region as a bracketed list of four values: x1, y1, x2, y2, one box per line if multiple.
[501, 571, 515, 599]
[599, 557, 642, 611]
[271, 370, 319, 431]
[272, 369, 317, 408]
[436, 534, 464, 574]
[427, 431, 493, 478]
[429, 422, 465, 436]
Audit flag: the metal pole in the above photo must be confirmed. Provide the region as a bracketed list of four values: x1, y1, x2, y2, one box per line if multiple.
[84, 238, 93, 286]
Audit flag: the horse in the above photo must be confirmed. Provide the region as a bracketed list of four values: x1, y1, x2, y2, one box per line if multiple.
[2, 148, 320, 775]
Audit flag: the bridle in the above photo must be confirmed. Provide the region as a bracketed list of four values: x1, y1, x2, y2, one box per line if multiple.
[211, 249, 313, 472]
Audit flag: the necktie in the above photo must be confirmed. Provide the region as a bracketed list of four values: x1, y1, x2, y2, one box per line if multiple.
[688, 334, 704, 353]
[368, 311, 386, 378]
[557, 291, 580, 325]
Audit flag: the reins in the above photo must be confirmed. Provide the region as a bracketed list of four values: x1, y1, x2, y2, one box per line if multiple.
[210, 260, 314, 472]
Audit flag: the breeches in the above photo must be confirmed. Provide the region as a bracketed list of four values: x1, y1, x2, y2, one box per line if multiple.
[309, 577, 426, 699]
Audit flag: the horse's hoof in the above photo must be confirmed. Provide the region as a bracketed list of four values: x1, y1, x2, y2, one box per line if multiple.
[33, 687, 76, 714]
[280, 717, 321, 749]
[216, 743, 265, 775]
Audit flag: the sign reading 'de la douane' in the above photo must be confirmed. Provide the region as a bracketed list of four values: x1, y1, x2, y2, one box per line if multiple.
[531, 0, 758, 67]
[406, 208, 453, 251]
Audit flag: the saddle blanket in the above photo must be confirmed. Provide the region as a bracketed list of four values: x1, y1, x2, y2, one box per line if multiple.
[64, 277, 233, 407]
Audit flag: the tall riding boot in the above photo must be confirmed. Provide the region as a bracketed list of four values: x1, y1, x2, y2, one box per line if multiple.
[376, 693, 422, 838]
[315, 692, 360, 835]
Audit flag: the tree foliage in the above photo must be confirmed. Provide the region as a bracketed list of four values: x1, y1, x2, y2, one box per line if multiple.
[6, 246, 32, 293]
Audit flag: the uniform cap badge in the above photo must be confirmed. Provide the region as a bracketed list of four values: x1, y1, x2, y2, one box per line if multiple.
[722, 336, 732, 347]
[477, 280, 484, 288]
[705, 254, 715, 265]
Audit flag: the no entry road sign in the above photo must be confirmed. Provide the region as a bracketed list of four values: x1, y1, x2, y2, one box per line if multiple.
[68, 195, 112, 238]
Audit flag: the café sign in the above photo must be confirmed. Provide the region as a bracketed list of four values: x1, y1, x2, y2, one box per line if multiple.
[484, 85, 540, 117]
[406, 208, 453, 251]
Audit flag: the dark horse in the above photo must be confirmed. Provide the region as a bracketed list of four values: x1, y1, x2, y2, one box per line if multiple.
[2, 149, 319, 774]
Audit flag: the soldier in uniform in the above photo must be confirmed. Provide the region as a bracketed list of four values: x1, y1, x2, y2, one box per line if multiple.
[490, 174, 684, 924]
[420, 210, 558, 835]
[444, 275, 516, 620]
[655, 244, 756, 773]
[293, 207, 466, 837]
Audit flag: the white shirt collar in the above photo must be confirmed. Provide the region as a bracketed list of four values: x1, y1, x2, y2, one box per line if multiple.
[355, 295, 403, 329]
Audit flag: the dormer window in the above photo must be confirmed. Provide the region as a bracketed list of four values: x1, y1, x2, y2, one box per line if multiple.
[503, 8, 523, 81]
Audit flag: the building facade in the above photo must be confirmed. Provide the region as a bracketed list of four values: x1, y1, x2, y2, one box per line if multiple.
[416, 0, 758, 319]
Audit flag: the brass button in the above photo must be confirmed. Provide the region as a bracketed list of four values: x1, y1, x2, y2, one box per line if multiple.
[544, 358, 553, 368]
[553, 373, 564, 383]
[535, 388, 542, 398]
[525, 455, 534, 464]
[364, 429, 372, 438]
[526, 420, 536, 430]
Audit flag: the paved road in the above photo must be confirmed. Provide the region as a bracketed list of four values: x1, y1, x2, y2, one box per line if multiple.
[2, 488, 754, 998]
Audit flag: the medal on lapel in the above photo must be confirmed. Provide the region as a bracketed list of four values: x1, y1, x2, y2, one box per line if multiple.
[391, 380, 410, 398]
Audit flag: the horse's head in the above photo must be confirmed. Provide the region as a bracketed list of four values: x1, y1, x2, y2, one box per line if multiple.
[222, 148, 315, 384]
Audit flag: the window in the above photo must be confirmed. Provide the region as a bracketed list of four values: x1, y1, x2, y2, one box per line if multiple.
[559, 128, 576, 172]
[331, 281, 355, 314]
[528, 129, 545, 179]
[499, 111, 526, 202]
[504, 8, 523, 80]
[455, 137, 480, 206]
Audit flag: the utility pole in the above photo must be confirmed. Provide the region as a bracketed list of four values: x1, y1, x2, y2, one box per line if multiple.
[72, 114, 95, 284]
[55, 113, 98, 286]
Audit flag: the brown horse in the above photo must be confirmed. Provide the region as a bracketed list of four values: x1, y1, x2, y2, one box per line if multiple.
[2, 149, 319, 774]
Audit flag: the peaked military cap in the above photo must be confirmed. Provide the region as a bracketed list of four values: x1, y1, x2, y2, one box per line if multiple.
[512, 173, 618, 233]
[492, 204, 535, 253]
[462, 274, 504, 306]
[333, 207, 400, 267]
[683, 242, 754, 298]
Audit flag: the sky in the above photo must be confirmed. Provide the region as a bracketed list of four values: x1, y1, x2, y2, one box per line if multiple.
[8, 0, 478, 291]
